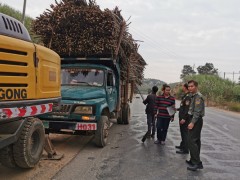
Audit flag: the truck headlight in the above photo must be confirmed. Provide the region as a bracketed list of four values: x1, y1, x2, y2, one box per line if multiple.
[74, 106, 93, 115]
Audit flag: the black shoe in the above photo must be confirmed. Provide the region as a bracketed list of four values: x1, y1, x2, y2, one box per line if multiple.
[187, 163, 204, 171]
[175, 146, 182, 149]
[186, 160, 194, 166]
[176, 150, 189, 154]
[198, 163, 203, 169]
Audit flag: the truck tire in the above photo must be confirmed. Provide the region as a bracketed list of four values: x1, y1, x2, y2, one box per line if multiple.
[0, 145, 16, 168]
[122, 103, 130, 124]
[13, 118, 45, 168]
[117, 109, 123, 124]
[94, 116, 109, 147]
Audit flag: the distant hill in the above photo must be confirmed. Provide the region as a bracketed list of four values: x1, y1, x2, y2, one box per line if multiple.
[138, 78, 166, 94]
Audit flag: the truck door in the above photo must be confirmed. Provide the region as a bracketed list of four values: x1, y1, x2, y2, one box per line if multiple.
[106, 71, 117, 112]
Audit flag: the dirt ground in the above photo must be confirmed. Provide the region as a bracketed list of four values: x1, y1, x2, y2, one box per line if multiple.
[0, 134, 93, 180]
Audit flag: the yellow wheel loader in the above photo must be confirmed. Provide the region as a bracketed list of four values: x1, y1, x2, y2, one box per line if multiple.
[0, 13, 61, 168]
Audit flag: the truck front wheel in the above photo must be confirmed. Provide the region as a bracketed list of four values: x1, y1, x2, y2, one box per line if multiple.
[13, 118, 45, 168]
[94, 116, 109, 147]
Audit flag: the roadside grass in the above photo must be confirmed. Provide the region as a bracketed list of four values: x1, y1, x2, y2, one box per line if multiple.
[227, 102, 240, 112]
[175, 74, 240, 113]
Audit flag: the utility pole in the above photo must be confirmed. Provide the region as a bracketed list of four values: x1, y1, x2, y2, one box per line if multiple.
[223, 71, 240, 82]
[192, 64, 195, 72]
[22, 0, 27, 25]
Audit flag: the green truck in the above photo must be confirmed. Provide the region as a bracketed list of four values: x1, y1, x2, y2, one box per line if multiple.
[40, 57, 134, 147]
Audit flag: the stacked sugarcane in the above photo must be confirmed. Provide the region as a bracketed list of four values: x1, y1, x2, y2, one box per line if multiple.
[32, 0, 146, 84]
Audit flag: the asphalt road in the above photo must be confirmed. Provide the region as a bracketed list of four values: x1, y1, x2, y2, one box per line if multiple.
[53, 97, 240, 180]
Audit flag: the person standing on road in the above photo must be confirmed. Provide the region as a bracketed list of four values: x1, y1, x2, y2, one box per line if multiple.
[186, 80, 205, 171]
[143, 86, 159, 138]
[175, 83, 191, 154]
[154, 84, 175, 145]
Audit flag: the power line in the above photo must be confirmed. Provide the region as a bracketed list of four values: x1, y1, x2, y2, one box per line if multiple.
[130, 30, 177, 59]
[130, 27, 184, 59]
[130, 26, 203, 63]
[130, 28, 180, 60]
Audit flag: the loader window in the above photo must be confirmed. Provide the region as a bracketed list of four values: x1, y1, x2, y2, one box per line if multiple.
[61, 68, 104, 87]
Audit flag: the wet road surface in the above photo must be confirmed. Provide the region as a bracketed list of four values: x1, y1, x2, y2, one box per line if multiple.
[53, 97, 240, 180]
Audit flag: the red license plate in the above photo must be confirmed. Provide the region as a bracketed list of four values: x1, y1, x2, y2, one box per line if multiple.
[75, 123, 97, 130]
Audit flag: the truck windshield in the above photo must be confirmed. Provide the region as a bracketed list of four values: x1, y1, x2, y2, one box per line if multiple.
[61, 68, 104, 86]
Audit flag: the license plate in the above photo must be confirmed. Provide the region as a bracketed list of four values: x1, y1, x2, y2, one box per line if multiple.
[75, 123, 97, 130]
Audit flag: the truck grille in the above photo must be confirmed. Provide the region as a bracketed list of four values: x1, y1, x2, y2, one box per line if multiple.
[60, 104, 71, 112]
[53, 104, 72, 114]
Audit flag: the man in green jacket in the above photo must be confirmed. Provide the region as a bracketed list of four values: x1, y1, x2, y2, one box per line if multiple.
[186, 80, 205, 171]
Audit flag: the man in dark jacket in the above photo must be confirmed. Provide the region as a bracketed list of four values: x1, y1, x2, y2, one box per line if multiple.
[176, 83, 191, 154]
[143, 86, 158, 138]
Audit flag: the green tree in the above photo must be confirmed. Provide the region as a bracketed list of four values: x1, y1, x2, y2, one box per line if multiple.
[180, 65, 196, 79]
[197, 63, 218, 75]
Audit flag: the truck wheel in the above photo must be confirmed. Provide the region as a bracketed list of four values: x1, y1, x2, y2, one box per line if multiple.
[13, 118, 45, 168]
[122, 104, 131, 124]
[94, 116, 109, 147]
[0, 145, 16, 168]
[117, 109, 123, 124]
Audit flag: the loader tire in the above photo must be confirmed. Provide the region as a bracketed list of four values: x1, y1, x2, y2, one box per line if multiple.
[94, 116, 109, 147]
[13, 118, 45, 168]
[0, 145, 16, 168]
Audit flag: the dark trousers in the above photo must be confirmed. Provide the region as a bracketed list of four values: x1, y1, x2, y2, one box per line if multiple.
[156, 117, 170, 141]
[179, 120, 189, 151]
[188, 118, 203, 165]
[147, 114, 156, 135]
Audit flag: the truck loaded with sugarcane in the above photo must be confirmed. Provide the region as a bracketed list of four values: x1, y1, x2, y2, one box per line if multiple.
[33, 0, 146, 147]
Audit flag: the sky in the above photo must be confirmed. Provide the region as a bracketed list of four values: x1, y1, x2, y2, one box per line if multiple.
[1, 0, 240, 83]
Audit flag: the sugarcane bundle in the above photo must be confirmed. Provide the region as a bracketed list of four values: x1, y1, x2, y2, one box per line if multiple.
[32, 0, 146, 84]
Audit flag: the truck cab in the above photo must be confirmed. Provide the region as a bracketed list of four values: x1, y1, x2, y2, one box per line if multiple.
[61, 63, 118, 115]
[40, 57, 132, 147]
